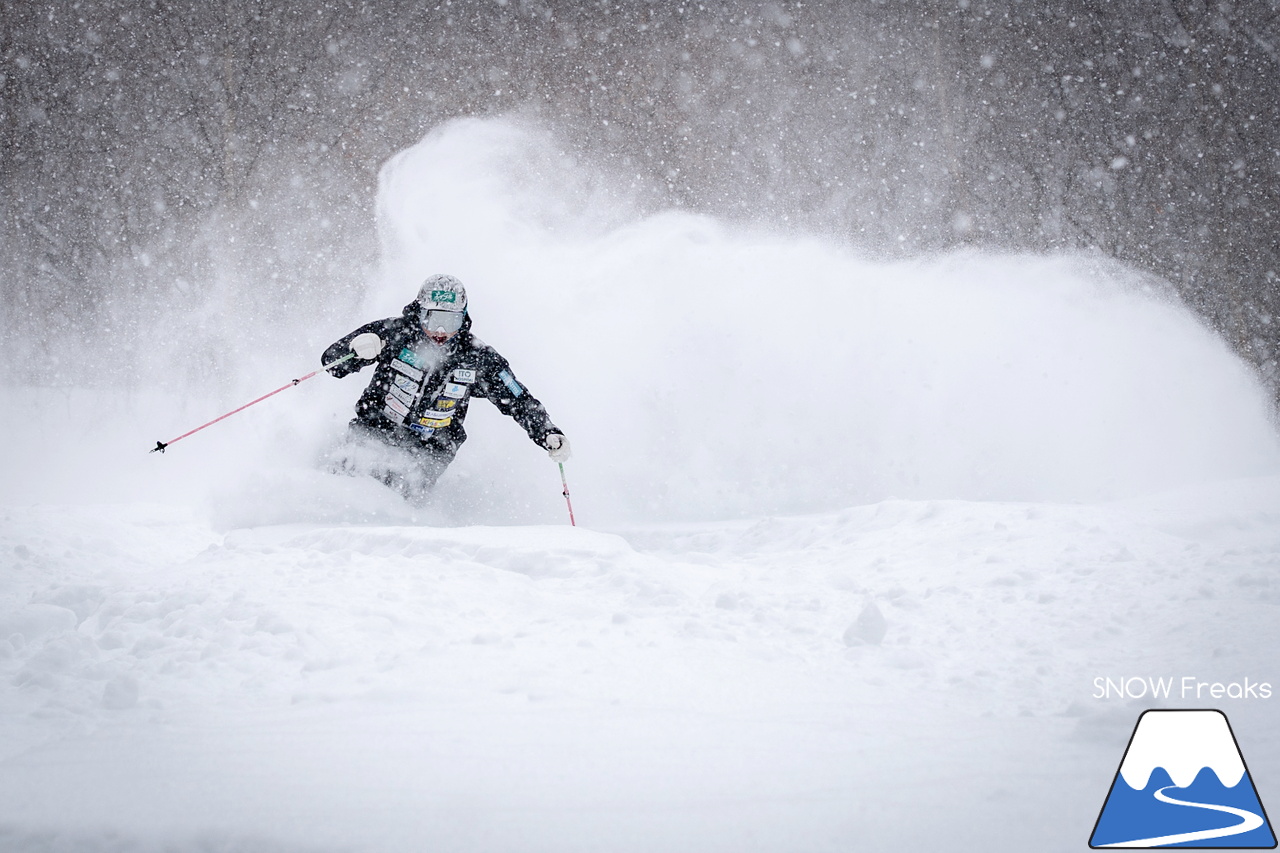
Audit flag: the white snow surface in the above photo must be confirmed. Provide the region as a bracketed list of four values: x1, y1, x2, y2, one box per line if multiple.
[1118, 710, 1246, 790]
[2, 117, 1280, 852]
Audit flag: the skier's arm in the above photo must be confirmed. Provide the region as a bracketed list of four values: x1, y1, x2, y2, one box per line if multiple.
[322, 320, 395, 378]
[473, 351, 563, 447]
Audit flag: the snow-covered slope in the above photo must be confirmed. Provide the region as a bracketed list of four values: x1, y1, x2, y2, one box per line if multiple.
[2, 118, 1279, 852]
[2, 477, 1279, 851]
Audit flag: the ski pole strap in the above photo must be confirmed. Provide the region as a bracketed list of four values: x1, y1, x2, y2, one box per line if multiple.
[151, 352, 355, 453]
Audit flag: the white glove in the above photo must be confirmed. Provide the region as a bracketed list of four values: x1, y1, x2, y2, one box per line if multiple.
[545, 433, 571, 462]
[351, 332, 383, 360]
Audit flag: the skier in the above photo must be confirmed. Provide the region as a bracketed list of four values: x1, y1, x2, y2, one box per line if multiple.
[322, 274, 570, 498]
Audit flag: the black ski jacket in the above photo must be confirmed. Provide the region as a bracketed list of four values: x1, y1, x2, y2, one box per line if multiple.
[322, 302, 562, 458]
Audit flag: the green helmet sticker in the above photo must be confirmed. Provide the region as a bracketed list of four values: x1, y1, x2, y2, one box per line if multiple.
[430, 290, 458, 304]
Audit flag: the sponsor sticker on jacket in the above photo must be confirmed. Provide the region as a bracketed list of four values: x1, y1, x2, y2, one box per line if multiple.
[384, 395, 410, 418]
[441, 382, 469, 399]
[391, 358, 424, 382]
[388, 383, 415, 407]
[498, 369, 524, 398]
[418, 414, 453, 429]
[452, 368, 477, 384]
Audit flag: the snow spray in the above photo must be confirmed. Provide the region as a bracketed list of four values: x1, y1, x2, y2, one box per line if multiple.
[369, 117, 1280, 523]
[152, 353, 355, 453]
[13, 115, 1279, 519]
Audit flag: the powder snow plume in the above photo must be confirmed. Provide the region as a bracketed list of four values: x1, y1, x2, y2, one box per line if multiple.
[2, 115, 1276, 525]
[360, 116, 1280, 523]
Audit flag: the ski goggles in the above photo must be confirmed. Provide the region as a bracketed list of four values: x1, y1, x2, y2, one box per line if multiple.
[421, 309, 464, 338]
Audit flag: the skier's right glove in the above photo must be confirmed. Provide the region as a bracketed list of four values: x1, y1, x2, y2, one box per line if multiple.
[545, 432, 571, 463]
[350, 332, 383, 360]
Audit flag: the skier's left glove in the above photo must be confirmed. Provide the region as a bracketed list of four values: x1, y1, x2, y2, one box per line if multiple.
[544, 432, 571, 463]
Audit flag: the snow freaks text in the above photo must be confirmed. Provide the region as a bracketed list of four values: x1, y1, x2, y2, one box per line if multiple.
[1093, 676, 1273, 701]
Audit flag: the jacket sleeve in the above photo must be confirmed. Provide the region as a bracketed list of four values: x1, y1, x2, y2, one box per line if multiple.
[472, 348, 562, 446]
[322, 319, 397, 378]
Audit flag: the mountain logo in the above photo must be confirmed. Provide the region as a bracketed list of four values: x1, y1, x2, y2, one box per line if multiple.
[1090, 709, 1276, 848]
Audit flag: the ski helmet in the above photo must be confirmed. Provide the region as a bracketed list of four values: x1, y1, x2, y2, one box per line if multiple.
[417, 274, 468, 314]
[416, 274, 468, 342]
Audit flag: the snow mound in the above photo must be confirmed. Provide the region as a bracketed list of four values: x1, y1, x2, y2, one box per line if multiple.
[3, 480, 1280, 850]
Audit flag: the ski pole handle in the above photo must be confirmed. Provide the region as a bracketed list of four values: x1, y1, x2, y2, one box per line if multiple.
[151, 352, 355, 453]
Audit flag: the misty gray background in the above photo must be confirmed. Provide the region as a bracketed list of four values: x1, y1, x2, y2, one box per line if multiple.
[3, 0, 1278, 397]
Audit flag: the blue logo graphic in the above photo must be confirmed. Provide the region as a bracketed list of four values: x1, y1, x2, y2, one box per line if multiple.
[1090, 709, 1276, 848]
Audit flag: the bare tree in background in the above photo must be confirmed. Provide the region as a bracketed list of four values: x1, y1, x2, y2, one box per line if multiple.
[2, 0, 1278, 394]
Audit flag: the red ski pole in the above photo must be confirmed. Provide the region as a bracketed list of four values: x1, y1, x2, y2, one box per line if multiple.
[558, 461, 576, 526]
[151, 352, 355, 453]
